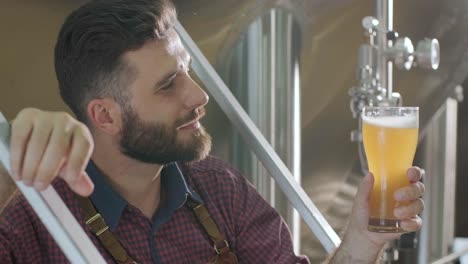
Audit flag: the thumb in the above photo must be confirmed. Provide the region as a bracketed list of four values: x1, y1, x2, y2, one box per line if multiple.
[355, 173, 374, 205]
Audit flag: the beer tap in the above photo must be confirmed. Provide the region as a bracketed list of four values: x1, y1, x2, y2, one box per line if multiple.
[349, 3, 440, 262]
[349, 14, 440, 173]
[350, 16, 440, 120]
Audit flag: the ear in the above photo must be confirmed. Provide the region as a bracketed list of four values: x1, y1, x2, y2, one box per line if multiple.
[87, 98, 123, 136]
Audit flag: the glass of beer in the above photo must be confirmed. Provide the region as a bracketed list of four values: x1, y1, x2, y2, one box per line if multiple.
[362, 106, 419, 232]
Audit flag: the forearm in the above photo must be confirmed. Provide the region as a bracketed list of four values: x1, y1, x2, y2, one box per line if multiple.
[322, 230, 385, 264]
[323, 243, 384, 264]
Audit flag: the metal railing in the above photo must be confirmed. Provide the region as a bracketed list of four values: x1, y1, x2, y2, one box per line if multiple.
[431, 245, 468, 264]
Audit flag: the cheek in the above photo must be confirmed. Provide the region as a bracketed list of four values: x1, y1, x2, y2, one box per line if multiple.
[133, 99, 178, 124]
[150, 110, 178, 129]
[130, 89, 186, 128]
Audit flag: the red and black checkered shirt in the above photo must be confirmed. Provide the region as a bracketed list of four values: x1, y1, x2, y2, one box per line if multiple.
[0, 156, 309, 263]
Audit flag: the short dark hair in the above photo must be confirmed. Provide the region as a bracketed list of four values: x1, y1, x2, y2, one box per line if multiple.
[54, 0, 177, 124]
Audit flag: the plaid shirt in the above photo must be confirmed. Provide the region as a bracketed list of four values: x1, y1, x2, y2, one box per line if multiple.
[0, 156, 309, 263]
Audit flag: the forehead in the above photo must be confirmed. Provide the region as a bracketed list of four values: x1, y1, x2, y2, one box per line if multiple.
[123, 29, 189, 72]
[164, 28, 187, 58]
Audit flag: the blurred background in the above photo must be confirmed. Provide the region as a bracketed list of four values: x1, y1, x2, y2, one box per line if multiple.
[0, 0, 467, 263]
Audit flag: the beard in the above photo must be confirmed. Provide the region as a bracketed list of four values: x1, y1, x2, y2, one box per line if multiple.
[119, 106, 212, 164]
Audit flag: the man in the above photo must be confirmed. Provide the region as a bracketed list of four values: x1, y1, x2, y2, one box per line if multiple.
[0, 0, 425, 263]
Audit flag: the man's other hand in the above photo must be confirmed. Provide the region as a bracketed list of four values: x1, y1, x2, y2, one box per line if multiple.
[9, 108, 94, 196]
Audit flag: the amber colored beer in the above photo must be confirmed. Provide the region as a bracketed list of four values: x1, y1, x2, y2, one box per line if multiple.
[362, 107, 418, 232]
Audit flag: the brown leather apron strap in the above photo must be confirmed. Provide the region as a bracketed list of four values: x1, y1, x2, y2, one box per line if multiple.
[186, 198, 238, 264]
[77, 194, 237, 264]
[77, 195, 136, 264]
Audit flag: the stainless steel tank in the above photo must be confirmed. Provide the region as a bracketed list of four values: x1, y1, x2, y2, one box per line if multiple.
[173, 0, 468, 261]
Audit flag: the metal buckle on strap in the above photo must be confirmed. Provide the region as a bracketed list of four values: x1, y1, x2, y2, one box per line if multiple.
[85, 213, 109, 236]
[213, 240, 229, 254]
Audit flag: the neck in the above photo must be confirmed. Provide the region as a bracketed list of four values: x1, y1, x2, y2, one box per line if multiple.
[91, 141, 164, 219]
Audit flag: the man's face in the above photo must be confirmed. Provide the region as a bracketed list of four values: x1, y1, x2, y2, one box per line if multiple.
[118, 29, 211, 164]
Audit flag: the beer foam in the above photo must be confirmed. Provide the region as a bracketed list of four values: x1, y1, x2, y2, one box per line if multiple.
[362, 115, 418, 128]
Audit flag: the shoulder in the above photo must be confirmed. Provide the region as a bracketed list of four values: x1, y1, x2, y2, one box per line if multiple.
[178, 156, 265, 222]
[178, 156, 255, 241]
[179, 156, 248, 195]
[180, 155, 241, 176]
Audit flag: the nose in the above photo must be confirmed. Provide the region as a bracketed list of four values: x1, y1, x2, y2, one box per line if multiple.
[183, 77, 209, 110]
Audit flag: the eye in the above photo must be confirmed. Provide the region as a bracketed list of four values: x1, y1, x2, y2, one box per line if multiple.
[160, 79, 175, 90]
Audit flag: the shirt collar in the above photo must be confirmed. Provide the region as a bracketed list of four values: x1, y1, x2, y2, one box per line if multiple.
[86, 161, 202, 231]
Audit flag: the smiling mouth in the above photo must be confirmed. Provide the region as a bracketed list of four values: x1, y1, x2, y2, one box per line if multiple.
[178, 119, 201, 130]
[177, 110, 205, 130]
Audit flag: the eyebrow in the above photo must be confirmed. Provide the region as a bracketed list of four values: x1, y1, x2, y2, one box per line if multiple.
[155, 54, 192, 88]
[181, 55, 192, 72]
[156, 70, 177, 87]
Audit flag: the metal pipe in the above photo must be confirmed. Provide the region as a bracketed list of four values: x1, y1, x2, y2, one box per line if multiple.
[175, 20, 341, 253]
[376, 0, 394, 99]
[0, 113, 106, 264]
[270, 9, 302, 252]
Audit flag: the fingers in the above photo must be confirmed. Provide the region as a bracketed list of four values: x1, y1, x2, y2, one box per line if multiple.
[9, 109, 95, 196]
[33, 125, 71, 190]
[21, 122, 53, 186]
[61, 125, 94, 196]
[355, 173, 374, 204]
[394, 198, 425, 219]
[394, 181, 425, 201]
[66, 171, 94, 197]
[65, 124, 93, 179]
[400, 216, 423, 232]
[407, 166, 424, 183]
[9, 109, 34, 180]
[392, 168, 425, 233]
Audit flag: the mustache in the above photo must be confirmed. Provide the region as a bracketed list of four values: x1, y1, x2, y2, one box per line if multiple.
[175, 107, 206, 127]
